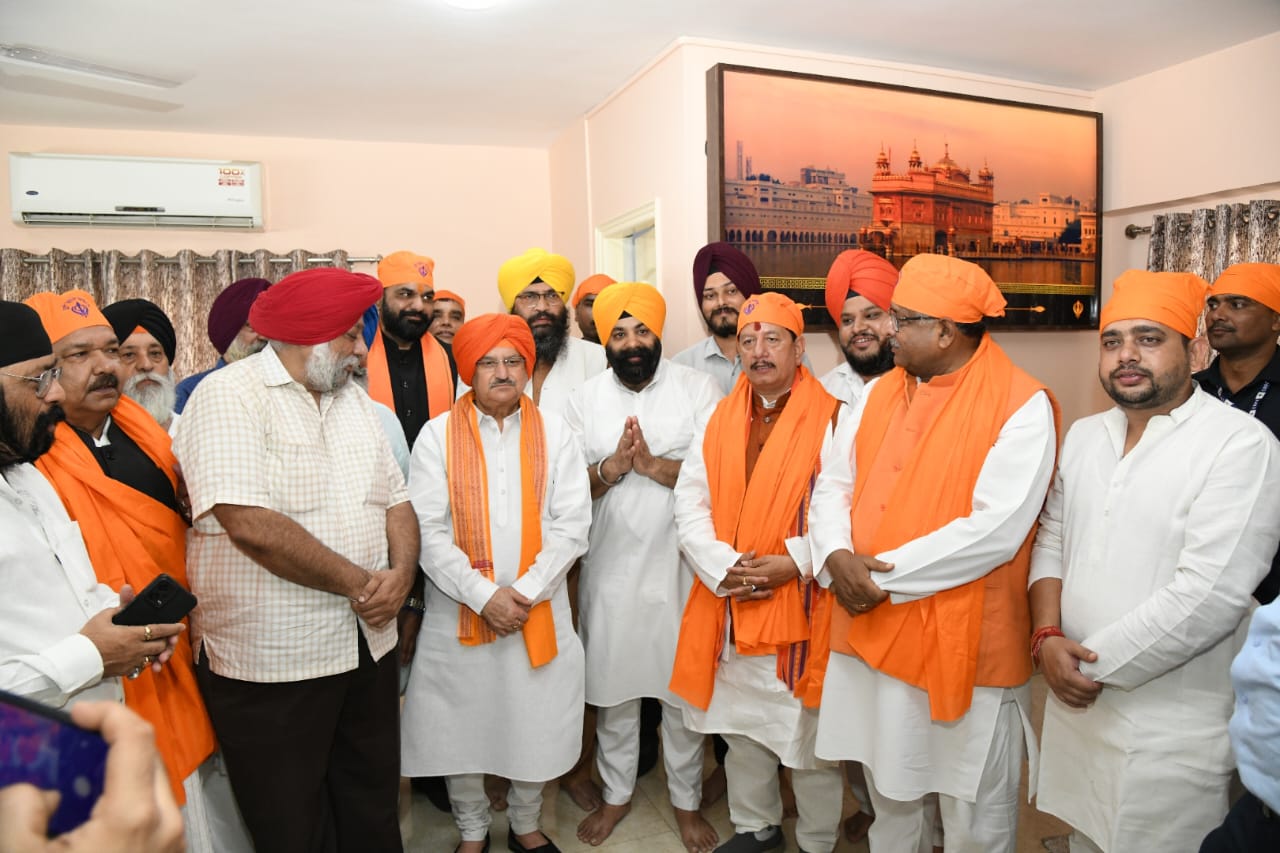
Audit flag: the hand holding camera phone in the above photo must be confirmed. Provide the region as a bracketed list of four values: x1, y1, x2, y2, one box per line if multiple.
[111, 573, 197, 627]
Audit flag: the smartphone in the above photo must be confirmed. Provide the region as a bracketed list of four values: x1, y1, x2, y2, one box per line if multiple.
[111, 572, 197, 626]
[0, 689, 109, 836]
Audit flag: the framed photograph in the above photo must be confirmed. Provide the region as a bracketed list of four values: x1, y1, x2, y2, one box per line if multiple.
[707, 65, 1103, 331]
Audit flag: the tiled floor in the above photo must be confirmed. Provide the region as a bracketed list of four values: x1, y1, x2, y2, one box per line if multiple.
[404, 676, 1071, 852]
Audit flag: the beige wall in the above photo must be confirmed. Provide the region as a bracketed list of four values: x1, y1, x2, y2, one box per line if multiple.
[0, 124, 552, 315]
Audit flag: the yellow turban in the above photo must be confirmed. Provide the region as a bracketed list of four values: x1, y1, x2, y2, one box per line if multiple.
[497, 248, 575, 310]
[737, 292, 804, 338]
[572, 274, 616, 308]
[894, 255, 1006, 323]
[377, 251, 435, 290]
[24, 289, 111, 345]
[1209, 263, 1280, 315]
[592, 282, 667, 340]
[1100, 270, 1208, 339]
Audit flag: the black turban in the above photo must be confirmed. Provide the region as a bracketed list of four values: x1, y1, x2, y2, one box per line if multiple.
[691, 242, 761, 301]
[0, 301, 53, 368]
[102, 299, 177, 365]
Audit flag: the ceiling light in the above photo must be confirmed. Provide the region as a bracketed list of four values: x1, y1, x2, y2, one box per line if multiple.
[0, 44, 180, 89]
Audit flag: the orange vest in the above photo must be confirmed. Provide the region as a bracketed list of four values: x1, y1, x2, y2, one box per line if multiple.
[829, 337, 1058, 722]
[36, 397, 215, 802]
[365, 330, 453, 419]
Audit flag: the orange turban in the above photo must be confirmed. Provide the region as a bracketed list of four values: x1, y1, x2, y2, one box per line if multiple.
[571, 274, 616, 308]
[452, 314, 536, 387]
[497, 248, 575, 310]
[737, 292, 804, 338]
[592, 282, 666, 340]
[433, 289, 467, 312]
[1100, 269, 1208, 339]
[825, 249, 899, 321]
[249, 269, 383, 346]
[377, 251, 435, 290]
[1209, 263, 1280, 315]
[24, 289, 111, 345]
[894, 255, 1005, 323]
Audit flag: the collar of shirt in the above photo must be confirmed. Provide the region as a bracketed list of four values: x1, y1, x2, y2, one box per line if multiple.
[699, 334, 738, 365]
[1102, 383, 1205, 455]
[1196, 346, 1280, 394]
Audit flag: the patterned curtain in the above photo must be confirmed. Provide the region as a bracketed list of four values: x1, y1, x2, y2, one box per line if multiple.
[1146, 199, 1280, 279]
[0, 248, 351, 380]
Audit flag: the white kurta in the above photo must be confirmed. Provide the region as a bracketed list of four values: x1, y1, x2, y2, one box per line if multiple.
[0, 464, 121, 707]
[525, 335, 607, 418]
[401, 405, 591, 781]
[672, 397, 843, 769]
[808, 390, 1056, 803]
[564, 359, 722, 707]
[818, 362, 870, 408]
[1032, 387, 1280, 851]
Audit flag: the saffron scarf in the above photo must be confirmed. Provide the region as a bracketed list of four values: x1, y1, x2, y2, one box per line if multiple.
[445, 391, 557, 667]
[669, 366, 835, 710]
[36, 396, 214, 802]
[366, 331, 453, 418]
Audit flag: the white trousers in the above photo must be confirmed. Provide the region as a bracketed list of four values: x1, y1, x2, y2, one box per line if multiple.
[722, 733, 843, 853]
[1069, 829, 1104, 852]
[596, 698, 704, 811]
[447, 774, 544, 841]
[183, 753, 254, 853]
[864, 691, 1022, 853]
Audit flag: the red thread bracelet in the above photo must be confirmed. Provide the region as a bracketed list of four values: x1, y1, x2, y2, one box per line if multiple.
[1031, 625, 1065, 666]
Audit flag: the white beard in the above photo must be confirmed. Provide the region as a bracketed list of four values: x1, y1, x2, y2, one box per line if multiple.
[304, 344, 358, 393]
[224, 336, 267, 363]
[123, 370, 178, 426]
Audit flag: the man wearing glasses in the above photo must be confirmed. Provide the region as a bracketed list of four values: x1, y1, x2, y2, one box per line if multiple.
[808, 254, 1058, 853]
[499, 247, 606, 417]
[401, 314, 591, 853]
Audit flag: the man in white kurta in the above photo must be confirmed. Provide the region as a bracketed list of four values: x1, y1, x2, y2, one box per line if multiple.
[808, 255, 1057, 853]
[564, 283, 722, 851]
[401, 313, 591, 853]
[1031, 270, 1280, 853]
[673, 292, 845, 853]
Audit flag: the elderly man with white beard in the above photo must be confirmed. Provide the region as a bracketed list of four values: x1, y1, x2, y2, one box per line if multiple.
[175, 268, 416, 853]
[103, 298, 181, 434]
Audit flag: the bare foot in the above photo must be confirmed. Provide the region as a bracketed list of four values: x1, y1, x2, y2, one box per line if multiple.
[577, 801, 631, 845]
[843, 811, 874, 844]
[513, 829, 551, 849]
[700, 764, 726, 808]
[562, 769, 603, 811]
[779, 766, 797, 819]
[484, 774, 509, 811]
[674, 807, 719, 853]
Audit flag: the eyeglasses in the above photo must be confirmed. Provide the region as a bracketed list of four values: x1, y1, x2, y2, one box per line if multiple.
[474, 356, 526, 371]
[889, 313, 940, 332]
[0, 366, 61, 399]
[514, 290, 563, 307]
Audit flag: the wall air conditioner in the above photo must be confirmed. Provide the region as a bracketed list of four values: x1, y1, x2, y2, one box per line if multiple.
[9, 153, 264, 229]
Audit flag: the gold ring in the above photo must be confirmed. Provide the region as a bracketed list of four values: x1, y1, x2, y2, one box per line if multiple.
[143, 625, 153, 642]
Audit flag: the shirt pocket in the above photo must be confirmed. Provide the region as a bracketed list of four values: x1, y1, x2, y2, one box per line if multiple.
[265, 440, 327, 514]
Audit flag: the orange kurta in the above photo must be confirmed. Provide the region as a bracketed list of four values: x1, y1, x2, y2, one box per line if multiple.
[670, 367, 837, 710]
[366, 330, 453, 419]
[827, 336, 1057, 722]
[36, 396, 215, 801]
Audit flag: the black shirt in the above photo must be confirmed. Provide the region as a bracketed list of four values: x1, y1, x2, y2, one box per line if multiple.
[1194, 345, 1280, 603]
[73, 419, 183, 517]
[382, 332, 459, 448]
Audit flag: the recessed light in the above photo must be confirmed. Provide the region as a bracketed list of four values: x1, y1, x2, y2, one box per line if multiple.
[441, 0, 507, 9]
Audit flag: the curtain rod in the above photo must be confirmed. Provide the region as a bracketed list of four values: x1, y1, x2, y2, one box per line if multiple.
[18, 254, 381, 265]
[1124, 224, 1152, 239]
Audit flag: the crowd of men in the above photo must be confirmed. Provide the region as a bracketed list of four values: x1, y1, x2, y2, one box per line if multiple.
[1, 243, 1278, 853]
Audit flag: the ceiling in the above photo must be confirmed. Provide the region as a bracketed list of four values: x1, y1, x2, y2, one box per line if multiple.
[4, 0, 1279, 147]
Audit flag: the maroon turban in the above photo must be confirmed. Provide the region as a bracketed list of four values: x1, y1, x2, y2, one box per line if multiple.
[452, 314, 536, 387]
[692, 242, 761, 301]
[249, 269, 382, 346]
[208, 277, 271, 355]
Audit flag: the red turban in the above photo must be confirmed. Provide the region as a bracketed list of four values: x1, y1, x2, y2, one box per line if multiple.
[825, 250, 899, 321]
[1100, 270, 1208, 339]
[895, 255, 1006, 323]
[692, 242, 760, 301]
[452, 314, 536, 387]
[737, 292, 804, 337]
[249, 269, 382, 346]
[208, 278, 271, 355]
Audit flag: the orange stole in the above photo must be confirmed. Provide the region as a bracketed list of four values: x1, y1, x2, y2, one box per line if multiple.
[669, 367, 836, 711]
[445, 392, 557, 667]
[366, 330, 453, 418]
[831, 337, 1057, 722]
[35, 397, 215, 802]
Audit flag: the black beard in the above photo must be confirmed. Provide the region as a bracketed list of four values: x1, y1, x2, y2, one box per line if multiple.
[606, 340, 663, 388]
[528, 310, 570, 365]
[0, 391, 65, 468]
[382, 301, 431, 342]
[845, 344, 896, 379]
[707, 307, 739, 339]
